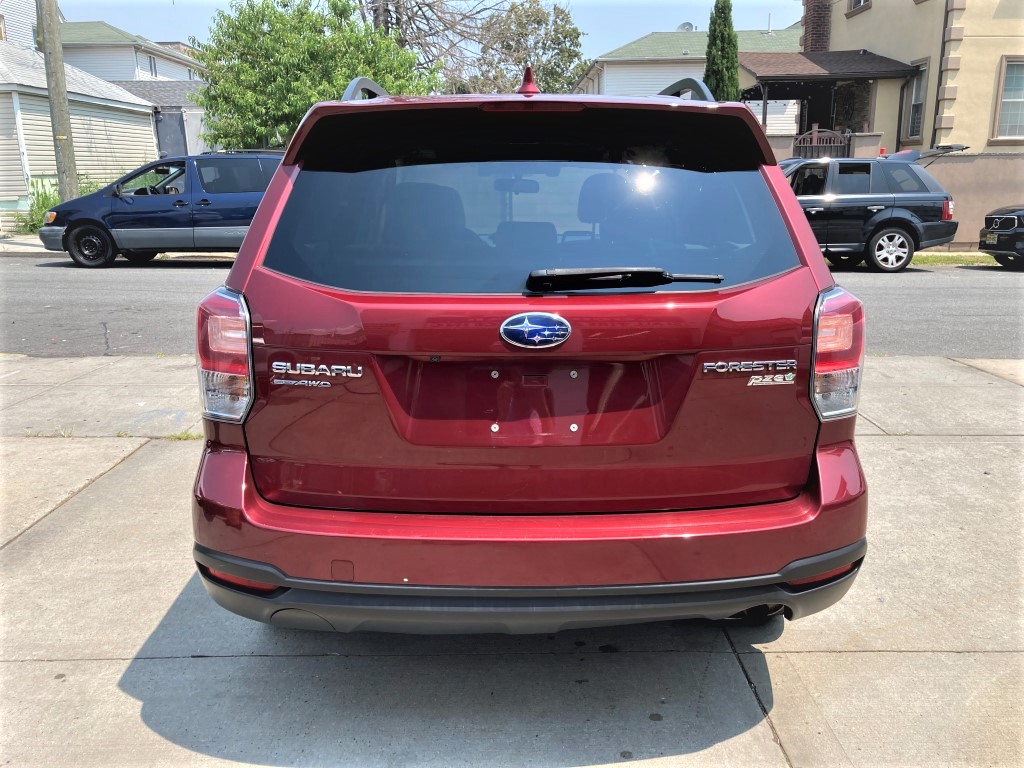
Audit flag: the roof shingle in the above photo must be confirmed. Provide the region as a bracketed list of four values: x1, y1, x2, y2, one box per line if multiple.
[599, 28, 802, 60]
[739, 50, 917, 80]
[0, 41, 152, 107]
[110, 79, 205, 107]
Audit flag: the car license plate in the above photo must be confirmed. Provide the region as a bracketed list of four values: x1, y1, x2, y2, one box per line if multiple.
[985, 233, 998, 244]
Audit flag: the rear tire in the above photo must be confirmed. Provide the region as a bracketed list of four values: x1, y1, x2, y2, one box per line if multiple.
[825, 253, 865, 269]
[67, 225, 117, 268]
[122, 250, 159, 264]
[866, 228, 914, 272]
[993, 253, 1024, 270]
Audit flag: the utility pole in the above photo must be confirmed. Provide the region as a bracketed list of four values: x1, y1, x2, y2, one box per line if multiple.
[36, 0, 78, 201]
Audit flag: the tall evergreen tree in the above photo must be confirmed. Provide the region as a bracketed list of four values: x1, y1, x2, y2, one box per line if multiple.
[703, 0, 740, 101]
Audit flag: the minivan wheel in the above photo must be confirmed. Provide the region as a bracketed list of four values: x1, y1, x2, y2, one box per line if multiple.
[122, 250, 159, 264]
[825, 253, 865, 269]
[993, 253, 1023, 270]
[68, 225, 117, 268]
[867, 228, 914, 272]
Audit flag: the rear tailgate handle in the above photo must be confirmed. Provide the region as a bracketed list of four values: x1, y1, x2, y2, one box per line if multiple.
[173, 199, 188, 208]
[867, 205, 885, 212]
[806, 207, 824, 214]
[196, 199, 211, 207]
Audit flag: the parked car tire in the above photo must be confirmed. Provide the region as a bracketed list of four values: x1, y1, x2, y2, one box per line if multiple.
[67, 225, 117, 268]
[122, 250, 159, 264]
[993, 253, 1023, 270]
[866, 228, 915, 272]
[825, 253, 865, 269]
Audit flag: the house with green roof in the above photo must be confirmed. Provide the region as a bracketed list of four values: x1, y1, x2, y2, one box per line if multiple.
[575, 23, 802, 98]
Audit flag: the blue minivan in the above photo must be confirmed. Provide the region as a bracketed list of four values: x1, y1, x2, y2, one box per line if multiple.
[39, 151, 282, 267]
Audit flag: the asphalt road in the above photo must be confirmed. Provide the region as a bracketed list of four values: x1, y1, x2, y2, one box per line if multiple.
[1, 254, 1022, 357]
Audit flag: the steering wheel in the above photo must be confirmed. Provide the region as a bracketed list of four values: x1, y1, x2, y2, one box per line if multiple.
[132, 186, 160, 196]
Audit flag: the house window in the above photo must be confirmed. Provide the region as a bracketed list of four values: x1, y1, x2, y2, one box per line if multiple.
[188, 68, 195, 80]
[148, 55, 158, 77]
[907, 66, 926, 139]
[850, 0, 869, 9]
[0, 15, 7, 41]
[995, 60, 1024, 138]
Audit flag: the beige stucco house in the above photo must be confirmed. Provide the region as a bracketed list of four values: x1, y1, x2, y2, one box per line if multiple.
[821, 0, 1023, 247]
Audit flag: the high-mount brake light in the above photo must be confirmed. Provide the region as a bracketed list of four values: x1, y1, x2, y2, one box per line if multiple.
[942, 199, 954, 221]
[812, 287, 865, 420]
[196, 287, 253, 422]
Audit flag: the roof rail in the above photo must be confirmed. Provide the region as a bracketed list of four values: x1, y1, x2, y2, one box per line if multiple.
[658, 77, 715, 102]
[201, 149, 285, 155]
[342, 77, 389, 101]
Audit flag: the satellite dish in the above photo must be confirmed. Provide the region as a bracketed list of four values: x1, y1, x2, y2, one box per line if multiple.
[677, 21, 695, 32]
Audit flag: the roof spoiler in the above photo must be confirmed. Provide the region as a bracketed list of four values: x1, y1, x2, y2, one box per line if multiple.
[342, 77, 389, 101]
[658, 77, 715, 102]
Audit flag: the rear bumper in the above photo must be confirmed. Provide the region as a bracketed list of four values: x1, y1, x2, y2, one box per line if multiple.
[195, 540, 866, 634]
[193, 422, 868, 632]
[38, 225, 66, 251]
[919, 220, 957, 249]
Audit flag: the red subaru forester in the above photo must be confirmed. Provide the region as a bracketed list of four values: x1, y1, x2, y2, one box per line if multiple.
[193, 77, 867, 634]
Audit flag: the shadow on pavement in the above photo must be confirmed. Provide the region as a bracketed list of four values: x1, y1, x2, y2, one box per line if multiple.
[34, 259, 233, 269]
[955, 264, 1015, 272]
[118, 575, 781, 767]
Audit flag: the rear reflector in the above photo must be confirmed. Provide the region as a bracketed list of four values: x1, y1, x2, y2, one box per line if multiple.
[812, 287, 865, 420]
[204, 566, 279, 594]
[196, 287, 252, 422]
[786, 563, 854, 587]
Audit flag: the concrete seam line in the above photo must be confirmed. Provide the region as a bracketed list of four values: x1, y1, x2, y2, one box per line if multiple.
[946, 356, 1024, 387]
[723, 628, 795, 768]
[857, 413, 889, 434]
[0, 437, 151, 552]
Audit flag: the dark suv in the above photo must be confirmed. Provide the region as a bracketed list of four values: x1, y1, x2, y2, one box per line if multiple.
[784, 156, 957, 272]
[39, 151, 282, 267]
[192, 75, 868, 634]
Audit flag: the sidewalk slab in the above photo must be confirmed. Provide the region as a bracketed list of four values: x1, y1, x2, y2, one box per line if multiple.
[0, 356, 125, 387]
[0, 385, 200, 437]
[730, 435, 1024, 653]
[0, 436, 146, 546]
[743, 651, 1023, 768]
[0, 651, 786, 768]
[954, 357, 1024, 386]
[860, 357, 1024, 435]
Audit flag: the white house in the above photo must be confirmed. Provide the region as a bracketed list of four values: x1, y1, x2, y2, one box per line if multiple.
[575, 23, 804, 136]
[59, 21, 203, 82]
[0, 41, 157, 232]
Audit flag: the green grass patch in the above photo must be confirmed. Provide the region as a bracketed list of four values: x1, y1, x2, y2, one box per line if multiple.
[166, 430, 204, 441]
[913, 251, 1000, 266]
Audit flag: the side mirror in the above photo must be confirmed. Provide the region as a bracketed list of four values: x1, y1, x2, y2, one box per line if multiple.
[112, 183, 123, 198]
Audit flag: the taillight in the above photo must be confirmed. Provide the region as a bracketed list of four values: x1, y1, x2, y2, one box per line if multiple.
[812, 287, 865, 420]
[203, 566, 278, 594]
[942, 199, 954, 221]
[196, 287, 252, 422]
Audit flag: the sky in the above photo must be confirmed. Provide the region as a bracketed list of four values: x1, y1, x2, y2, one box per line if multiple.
[58, 0, 804, 59]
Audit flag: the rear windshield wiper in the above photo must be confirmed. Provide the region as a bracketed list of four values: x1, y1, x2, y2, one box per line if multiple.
[526, 267, 724, 293]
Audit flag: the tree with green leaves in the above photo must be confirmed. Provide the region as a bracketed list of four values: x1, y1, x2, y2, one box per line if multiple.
[703, 0, 740, 102]
[452, 0, 589, 94]
[189, 0, 439, 148]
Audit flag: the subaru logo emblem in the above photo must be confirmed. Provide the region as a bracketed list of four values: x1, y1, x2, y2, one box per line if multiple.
[500, 313, 571, 349]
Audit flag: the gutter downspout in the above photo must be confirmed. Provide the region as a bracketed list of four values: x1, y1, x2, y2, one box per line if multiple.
[930, 0, 952, 149]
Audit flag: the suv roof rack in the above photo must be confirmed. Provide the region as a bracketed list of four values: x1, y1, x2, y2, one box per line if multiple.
[201, 149, 285, 155]
[658, 77, 715, 102]
[342, 77, 389, 102]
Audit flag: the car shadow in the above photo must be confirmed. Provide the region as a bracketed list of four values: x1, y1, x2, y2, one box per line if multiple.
[955, 264, 1012, 272]
[35, 259, 234, 269]
[117, 575, 782, 767]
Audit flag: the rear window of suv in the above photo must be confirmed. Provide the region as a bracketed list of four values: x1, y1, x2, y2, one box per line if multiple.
[262, 107, 800, 294]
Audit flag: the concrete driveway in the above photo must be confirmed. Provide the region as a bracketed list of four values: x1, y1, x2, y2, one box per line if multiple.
[1, 354, 1022, 767]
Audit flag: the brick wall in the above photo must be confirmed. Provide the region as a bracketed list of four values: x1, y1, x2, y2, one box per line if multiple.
[802, 0, 832, 53]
